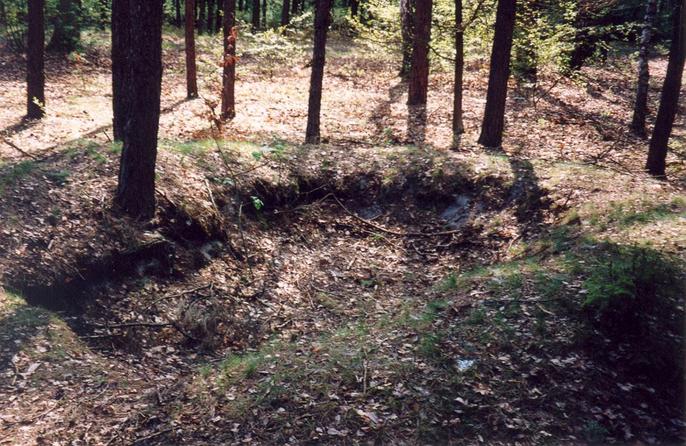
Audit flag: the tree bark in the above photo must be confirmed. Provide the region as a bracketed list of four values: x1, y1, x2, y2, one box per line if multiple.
[252, 0, 260, 29]
[407, 0, 432, 106]
[477, 0, 516, 148]
[216, 0, 223, 31]
[631, 0, 659, 138]
[199, 0, 206, 33]
[111, 0, 130, 138]
[262, 0, 267, 27]
[175, 0, 182, 26]
[185, 0, 199, 98]
[47, 0, 80, 53]
[281, 0, 291, 25]
[221, 0, 236, 120]
[207, 0, 215, 33]
[27, 0, 45, 119]
[452, 0, 464, 146]
[646, 0, 685, 177]
[399, 0, 414, 78]
[305, 0, 333, 144]
[114, 0, 164, 219]
[350, 0, 358, 16]
[292, 0, 299, 15]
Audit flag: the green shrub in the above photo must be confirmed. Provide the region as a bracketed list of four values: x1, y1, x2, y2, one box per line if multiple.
[582, 246, 680, 336]
[581, 245, 684, 384]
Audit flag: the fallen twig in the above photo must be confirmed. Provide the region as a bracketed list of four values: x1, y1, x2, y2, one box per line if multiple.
[132, 428, 173, 444]
[143, 283, 214, 311]
[88, 321, 172, 329]
[330, 195, 463, 238]
[1, 138, 39, 160]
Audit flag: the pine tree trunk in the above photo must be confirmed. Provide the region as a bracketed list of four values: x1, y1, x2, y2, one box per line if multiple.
[252, 0, 260, 29]
[185, 0, 199, 98]
[111, 0, 130, 138]
[239, 0, 244, 12]
[27, 0, 45, 119]
[631, 0, 659, 138]
[452, 0, 464, 146]
[477, 0, 516, 148]
[207, 0, 215, 33]
[262, 0, 267, 27]
[407, 0, 432, 106]
[281, 0, 291, 25]
[175, 0, 182, 26]
[47, 0, 80, 53]
[216, 0, 223, 31]
[114, 0, 164, 219]
[646, 0, 685, 177]
[350, 0, 358, 16]
[292, 0, 299, 15]
[221, 0, 236, 119]
[199, 0, 206, 33]
[399, 0, 414, 78]
[305, 0, 333, 144]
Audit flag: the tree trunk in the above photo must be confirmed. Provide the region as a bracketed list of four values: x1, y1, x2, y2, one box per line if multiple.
[239, 0, 244, 12]
[452, 0, 464, 146]
[252, 0, 260, 29]
[185, 0, 199, 98]
[221, 0, 236, 120]
[47, 0, 80, 53]
[631, 0, 659, 138]
[305, 0, 333, 144]
[114, 0, 164, 219]
[281, 0, 291, 25]
[399, 0, 414, 78]
[262, 0, 267, 27]
[175, 0, 182, 26]
[350, 0, 358, 16]
[477, 0, 516, 148]
[199, 0, 206, 33]
[111, 0, 130, 138]
[292, 0, 299, 15]
[646, 0, 685, 177]
[216, 0, 223, 32]
[27, 0, 45, 119]
[207, 0, 215, 33]
[407, 0, 432, 106]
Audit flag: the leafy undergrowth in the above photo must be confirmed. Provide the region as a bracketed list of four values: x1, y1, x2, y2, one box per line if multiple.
[1, 130, 685, 444]
[0, 290, 170, 445]
[1, 27, 686, 446]
[167, 225, 685, 445]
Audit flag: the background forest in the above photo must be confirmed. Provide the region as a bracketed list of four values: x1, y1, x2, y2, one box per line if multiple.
[0, 0, 685, 445]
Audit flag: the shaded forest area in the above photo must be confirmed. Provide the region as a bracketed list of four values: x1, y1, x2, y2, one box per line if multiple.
[0, 0, 685, 444]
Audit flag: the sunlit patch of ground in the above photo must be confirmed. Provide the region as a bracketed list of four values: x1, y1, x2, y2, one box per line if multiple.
[0, 28, 684, 445]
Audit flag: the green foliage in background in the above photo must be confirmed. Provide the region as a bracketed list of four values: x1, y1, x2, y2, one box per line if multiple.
[0, 0, 109, 53]
[0, 0, 675, 74]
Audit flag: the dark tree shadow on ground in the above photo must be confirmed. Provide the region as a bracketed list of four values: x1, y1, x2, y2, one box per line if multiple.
[0, 97, 194, 160]
[535, 94, 628, 142]
[507, 156, 547, 234]
[0, 118, 41, 138]
[368, 81, 406, 143]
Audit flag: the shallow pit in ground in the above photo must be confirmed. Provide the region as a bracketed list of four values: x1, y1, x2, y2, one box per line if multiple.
[3, 151, 554, 355]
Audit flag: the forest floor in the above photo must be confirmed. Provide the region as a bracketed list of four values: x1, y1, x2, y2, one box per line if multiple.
[0, 28, 685, 445]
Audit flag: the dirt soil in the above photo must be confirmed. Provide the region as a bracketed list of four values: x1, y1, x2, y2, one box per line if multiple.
[0, 29, 685, 445]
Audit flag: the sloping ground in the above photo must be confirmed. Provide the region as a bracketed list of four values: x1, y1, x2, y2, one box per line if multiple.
[1, 31, 685, 445]
[1, 31, 684, 183]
